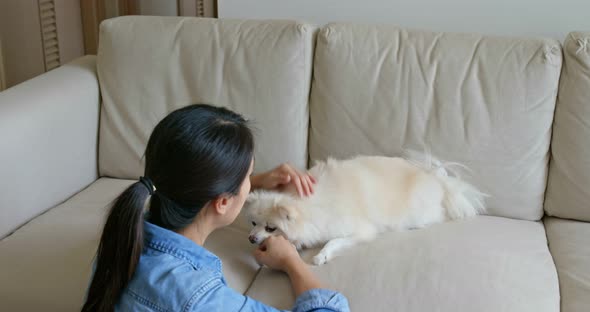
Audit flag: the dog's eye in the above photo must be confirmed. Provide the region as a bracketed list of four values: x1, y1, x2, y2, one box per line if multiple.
[251, 221, 257, 226]
[265, 226, 277, 233]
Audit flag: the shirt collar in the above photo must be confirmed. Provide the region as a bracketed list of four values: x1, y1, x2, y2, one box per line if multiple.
[143, 221, 222, 273]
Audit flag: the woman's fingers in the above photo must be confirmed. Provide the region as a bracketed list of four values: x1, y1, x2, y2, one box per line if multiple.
[254, 236, 301, 271]
[282, 164, 305, 196]
[300, 173, 311, 196]
[304, 174, 314, 195]
[309, 174, 317, 184]
[296, 171, 314, 196]
[293, 174, 305, 197]
[275, 172, 290, 185]
[253, 248, 264, 264]
[275, 163, 317, 197]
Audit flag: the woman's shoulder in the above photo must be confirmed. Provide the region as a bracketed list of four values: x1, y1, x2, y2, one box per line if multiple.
[120, 249, 224, 311]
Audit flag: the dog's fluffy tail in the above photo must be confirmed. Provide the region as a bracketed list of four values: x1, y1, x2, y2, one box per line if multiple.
[438, 173, 487, 219]
[403, 149, 487, 219]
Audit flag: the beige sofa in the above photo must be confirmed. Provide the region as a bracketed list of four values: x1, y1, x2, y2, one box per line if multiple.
[0, 16, 589, 312]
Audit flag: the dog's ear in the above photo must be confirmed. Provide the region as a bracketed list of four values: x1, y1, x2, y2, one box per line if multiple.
[275, 205, 298, 221]
[245, 192, 260, 207]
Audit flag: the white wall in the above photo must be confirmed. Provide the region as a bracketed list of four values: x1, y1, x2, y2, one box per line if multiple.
[218, 0, 590, 40]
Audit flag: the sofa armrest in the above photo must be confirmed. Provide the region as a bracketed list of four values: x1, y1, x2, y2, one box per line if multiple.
[0, 56, 100, 239]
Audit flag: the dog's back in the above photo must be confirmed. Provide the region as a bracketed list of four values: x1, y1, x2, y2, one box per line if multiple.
[306, 155, 485, 231]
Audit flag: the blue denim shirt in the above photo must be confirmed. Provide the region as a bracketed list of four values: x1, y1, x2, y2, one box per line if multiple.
[116, 221, 350, 311]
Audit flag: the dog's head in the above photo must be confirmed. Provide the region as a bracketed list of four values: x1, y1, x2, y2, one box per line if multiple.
[243, 191, 300, 245]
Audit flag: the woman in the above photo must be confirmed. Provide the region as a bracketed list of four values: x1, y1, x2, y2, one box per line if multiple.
[82, 104, 349, 311]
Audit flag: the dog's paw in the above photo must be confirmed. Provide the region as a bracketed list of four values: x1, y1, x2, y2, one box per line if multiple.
[312, 253, 329, 266]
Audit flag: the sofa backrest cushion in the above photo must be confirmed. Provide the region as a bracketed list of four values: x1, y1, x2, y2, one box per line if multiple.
[545, 32, 590, 221]
[309, 23, 562, 220]
[97, 16, 314, 178]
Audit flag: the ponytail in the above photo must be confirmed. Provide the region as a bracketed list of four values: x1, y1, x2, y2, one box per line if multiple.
[82, 181, 151, 312]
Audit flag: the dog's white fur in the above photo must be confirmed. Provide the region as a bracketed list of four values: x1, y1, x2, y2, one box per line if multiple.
[244, 152, 486, 265]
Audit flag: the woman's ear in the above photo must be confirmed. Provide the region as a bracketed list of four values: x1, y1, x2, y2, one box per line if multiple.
[211, 196, 230, 215]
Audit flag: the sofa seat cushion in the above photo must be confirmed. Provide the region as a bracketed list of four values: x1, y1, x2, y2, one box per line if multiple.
[545, 217, 590, 312]
[246, 216, 559, 312]
[0, 178, 259, 311]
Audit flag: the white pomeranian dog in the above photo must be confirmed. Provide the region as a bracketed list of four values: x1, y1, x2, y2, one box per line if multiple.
[244, 152, 486, 265]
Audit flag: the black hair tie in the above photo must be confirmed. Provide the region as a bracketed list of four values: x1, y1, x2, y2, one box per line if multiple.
[139, 176, 155, 195]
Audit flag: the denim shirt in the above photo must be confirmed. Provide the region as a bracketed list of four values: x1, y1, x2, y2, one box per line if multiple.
[116, 221, 350, 311]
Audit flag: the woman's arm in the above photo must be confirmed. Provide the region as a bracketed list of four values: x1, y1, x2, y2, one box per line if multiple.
[248, 235, 349, 311]
[254, 237, 323, 296]
[284, 255, 323, 297]
[253, 236, 347, 301]
[189, 277, 348, 312]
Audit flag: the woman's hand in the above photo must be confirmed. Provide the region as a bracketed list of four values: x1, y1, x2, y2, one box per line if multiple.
[253, 236, 303, 272]
[250, 163, 316, 197]
[254, 236, 325, 296]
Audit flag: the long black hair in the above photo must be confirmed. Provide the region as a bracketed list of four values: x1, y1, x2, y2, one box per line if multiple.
[82, 104, 254, 312]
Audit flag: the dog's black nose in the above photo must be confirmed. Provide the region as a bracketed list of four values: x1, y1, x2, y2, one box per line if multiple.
[248, 235, 257, 244]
